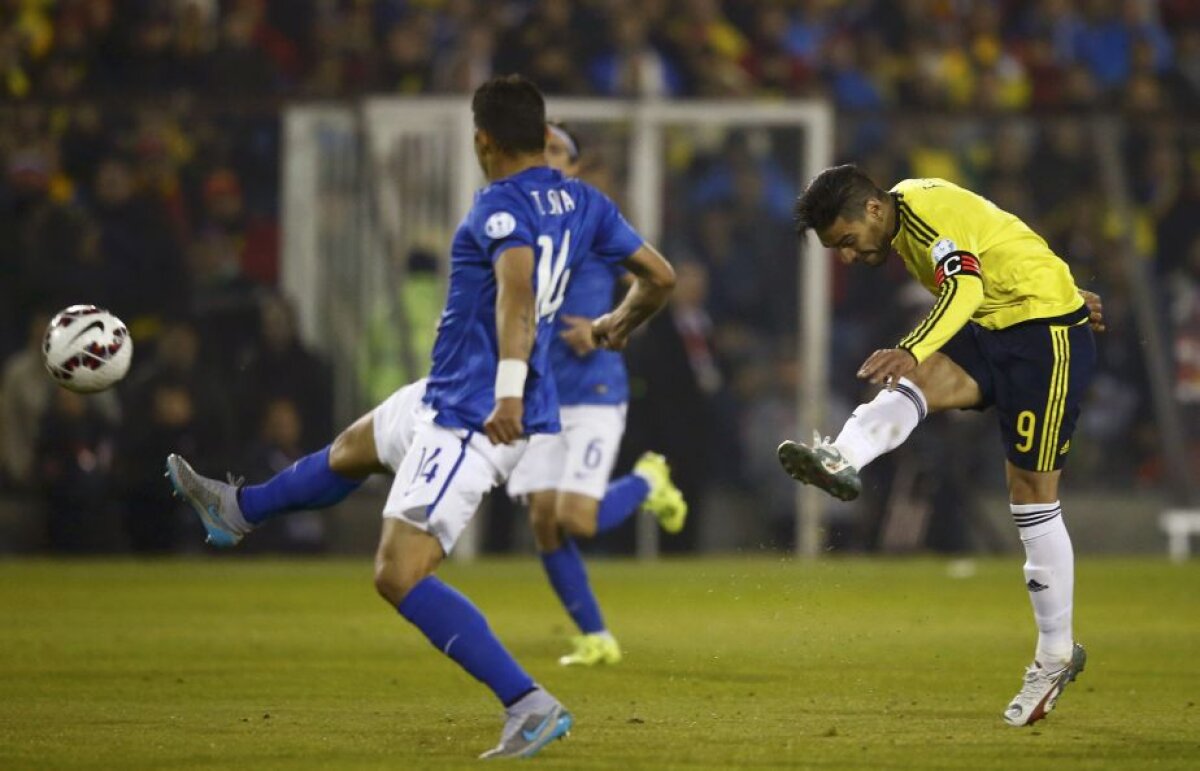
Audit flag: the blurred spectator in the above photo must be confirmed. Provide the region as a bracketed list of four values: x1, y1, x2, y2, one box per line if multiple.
[1, 311, 54, 488]
[494, 0, 586, 94]
[238, 396, 325, 553]
[375, 12, 434, 93]
[625, 262, 720, 551]
[1171, 238, 1200, 407]
[825, 34, 885, 110]
[36, 388, 118, 552]
[119, 319, 229, 552]
[235, 294, 332, 452]
[588, 10, 683, 98]
[737, 4, 810, 97]
[433, 22, 494, 93]
[198, 167, 278, 285]
[737, 353, 803, 546]
[209, 2, 278, 94]
[88, 155, 186, 322]
[0, 0, 1191, 109]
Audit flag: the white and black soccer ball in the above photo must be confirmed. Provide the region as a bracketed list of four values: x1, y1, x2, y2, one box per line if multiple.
[42, 305, 133, 393]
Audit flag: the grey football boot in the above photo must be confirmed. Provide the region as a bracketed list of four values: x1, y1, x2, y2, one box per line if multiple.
[478, 688, 573, 760]
[1003, 643, 1087, 727]
[777, 432, 863, 502]
[165, 453, 251, 547]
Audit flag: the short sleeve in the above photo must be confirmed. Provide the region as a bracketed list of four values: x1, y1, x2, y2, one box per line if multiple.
[590, 194, 645, 264]
[471, 189, 536, 263]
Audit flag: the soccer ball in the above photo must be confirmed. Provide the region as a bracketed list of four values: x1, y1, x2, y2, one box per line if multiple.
[42, 305, 133, 393]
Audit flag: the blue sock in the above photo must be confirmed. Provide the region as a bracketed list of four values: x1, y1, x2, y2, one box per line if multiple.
[238, 445, 362, 525]
[540, 539, 605, 634]
[397, 576, 535, 706]
[595, 474, 651, 534]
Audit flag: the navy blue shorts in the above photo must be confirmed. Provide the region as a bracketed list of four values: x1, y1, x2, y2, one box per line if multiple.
[940, 315, 1096, 472]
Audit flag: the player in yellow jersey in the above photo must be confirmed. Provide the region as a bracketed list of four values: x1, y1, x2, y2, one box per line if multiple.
[780, 165, 1107, 728]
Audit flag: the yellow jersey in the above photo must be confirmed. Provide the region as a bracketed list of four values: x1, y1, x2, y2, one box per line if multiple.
[888, 178, 1086, 362]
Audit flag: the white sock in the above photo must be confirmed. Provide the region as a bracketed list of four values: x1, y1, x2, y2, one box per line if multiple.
[832, 377, 927, 470]
[507, 685, 556, 716]
[1013, 501, 1074, 667]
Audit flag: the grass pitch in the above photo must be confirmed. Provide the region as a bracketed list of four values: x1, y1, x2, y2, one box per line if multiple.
[1, 556, 1197, 769]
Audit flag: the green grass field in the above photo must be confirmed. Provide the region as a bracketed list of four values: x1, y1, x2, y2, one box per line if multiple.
[1, 557, 1197, 769]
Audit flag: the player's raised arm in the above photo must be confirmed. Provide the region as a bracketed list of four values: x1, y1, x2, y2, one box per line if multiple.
[487, 244, 537, 445]
[591, 243, 675, 351]
[862, 265, 985, 386]
[861, 241, 987, 387]
[894, 244, 985, 363]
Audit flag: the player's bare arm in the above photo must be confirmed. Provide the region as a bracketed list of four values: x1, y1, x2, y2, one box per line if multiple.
[862, 272, 983, 389]
[487, 245, 536, 445]
[592, 243, 675, 350]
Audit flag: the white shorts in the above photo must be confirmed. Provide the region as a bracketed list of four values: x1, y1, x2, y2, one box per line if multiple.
[507, 403, 626, 501]
[372, 379, 428, 472]
[384, 406, 527, 554]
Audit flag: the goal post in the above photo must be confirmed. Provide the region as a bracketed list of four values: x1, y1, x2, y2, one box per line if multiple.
[282, 97, 835, 558]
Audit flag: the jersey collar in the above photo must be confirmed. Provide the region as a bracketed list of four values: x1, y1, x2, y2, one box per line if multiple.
[499, 164, 561, 185]
[888, 192, 903, 245]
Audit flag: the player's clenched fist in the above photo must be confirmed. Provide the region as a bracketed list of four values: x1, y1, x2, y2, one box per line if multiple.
[484, 396, 524, 445]
[591, 313, 628, 351]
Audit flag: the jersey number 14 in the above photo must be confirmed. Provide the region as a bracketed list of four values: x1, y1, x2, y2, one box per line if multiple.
[536, 230, 572, 321]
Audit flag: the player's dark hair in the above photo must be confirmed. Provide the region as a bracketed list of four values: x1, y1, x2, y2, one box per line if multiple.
[793, 164, 886, 235]
[472, 74, 547, 156]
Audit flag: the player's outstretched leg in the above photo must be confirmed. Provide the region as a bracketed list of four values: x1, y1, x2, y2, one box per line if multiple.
[165, 411, 383, 547]
[778, 375, 928, 501]
[165, 454, 251, 547]
[166, 445, 363, 547]
[376, 519, 571, 758]
[776, 433, 863, 502]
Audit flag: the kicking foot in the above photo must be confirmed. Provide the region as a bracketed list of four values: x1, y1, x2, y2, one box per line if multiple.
[1003, 643, 1087, 727]
[479, 688, 573, 759]
[164, 453, 250, 548]
[634, 452, 688, 534]
[776, 432, 862, 502]
[558, 633, 622, 667]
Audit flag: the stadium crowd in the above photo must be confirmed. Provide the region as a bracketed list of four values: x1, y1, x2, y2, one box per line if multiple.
[2, 0, 1198, 553]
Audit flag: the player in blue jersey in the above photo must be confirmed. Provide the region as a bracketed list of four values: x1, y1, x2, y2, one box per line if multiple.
[165, 75, 677, 759]
[506, 123, 687, 668]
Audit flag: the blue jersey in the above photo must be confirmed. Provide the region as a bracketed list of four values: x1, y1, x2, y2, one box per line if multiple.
[423, 166, 643, 434]
[551, 258, 630, 405]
